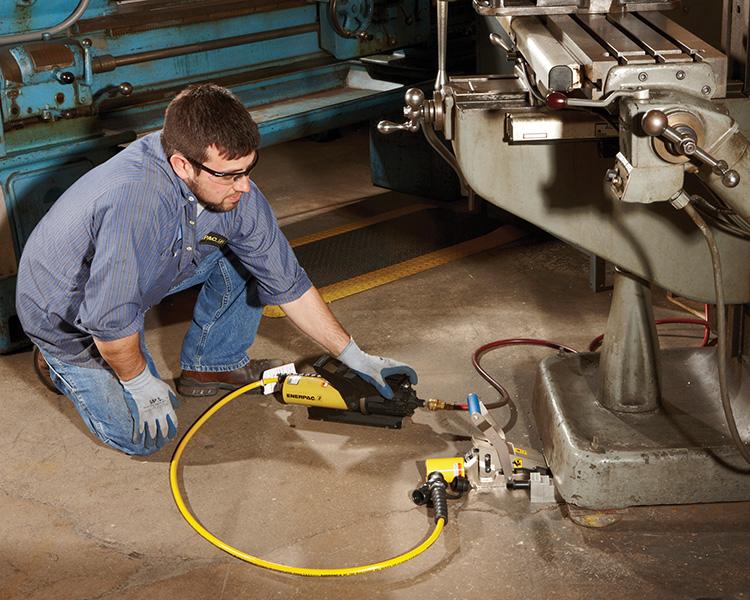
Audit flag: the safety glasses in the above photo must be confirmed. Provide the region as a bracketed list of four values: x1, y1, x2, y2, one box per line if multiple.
[187, 152, 259, 184]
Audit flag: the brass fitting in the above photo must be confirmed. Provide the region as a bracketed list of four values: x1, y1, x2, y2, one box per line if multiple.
[426, 398, 458, 411]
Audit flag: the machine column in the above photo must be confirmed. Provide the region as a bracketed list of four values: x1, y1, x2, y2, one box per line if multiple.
[598, 269, 662, 413]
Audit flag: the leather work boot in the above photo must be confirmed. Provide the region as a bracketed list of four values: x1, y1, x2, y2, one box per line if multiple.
[33, 346, 63, 395]
[176, 359, 284, 397]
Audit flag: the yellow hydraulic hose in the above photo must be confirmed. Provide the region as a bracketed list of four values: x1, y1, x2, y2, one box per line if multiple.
[169, 377, 446, 576]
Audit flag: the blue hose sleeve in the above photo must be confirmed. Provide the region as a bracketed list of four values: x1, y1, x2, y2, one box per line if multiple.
[467, 393, 480, 415]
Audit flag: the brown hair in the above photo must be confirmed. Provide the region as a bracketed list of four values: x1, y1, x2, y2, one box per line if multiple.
[161, 83, 260, 163]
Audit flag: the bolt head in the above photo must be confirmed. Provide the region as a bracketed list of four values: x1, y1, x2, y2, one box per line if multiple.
[56, 71, 74, 84]
[680, 140, 697, 155]
[676, 70, 686, 80]
[702, 85, 712, 96]
[638, 72, 648, 82]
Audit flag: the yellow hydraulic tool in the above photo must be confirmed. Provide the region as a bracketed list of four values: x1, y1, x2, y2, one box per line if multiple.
[424, 457, 465, 483]
[278, 355, 425, 428]
[280, 373, 349, 409]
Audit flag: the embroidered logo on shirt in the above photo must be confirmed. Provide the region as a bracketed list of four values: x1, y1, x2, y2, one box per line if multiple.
[200, 232, 228, 248]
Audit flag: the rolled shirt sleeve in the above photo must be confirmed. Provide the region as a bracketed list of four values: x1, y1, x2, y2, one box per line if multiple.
[228, 185, 312, 306]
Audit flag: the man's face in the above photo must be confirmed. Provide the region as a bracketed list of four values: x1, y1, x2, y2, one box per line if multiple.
[184, 145, 258, 213]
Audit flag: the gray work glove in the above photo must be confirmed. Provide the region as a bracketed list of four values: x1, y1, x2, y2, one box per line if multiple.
[337, 338, 418, 399]
[121, 367, 178, 447]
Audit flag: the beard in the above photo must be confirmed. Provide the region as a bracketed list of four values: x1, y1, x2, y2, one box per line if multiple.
[200, 199, 233, 213]
[186, 177, 240, 213]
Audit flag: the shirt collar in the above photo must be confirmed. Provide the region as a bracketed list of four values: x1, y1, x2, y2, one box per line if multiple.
[150, 131, 198, 204]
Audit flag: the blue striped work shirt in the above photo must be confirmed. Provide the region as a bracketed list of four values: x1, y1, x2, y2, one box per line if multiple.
[16, 132, 311, 366]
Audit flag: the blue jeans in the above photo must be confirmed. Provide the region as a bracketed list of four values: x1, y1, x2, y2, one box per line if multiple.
[42, 251, 264, 456]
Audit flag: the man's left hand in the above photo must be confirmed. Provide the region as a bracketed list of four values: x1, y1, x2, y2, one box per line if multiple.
[337, 338, 418, 399]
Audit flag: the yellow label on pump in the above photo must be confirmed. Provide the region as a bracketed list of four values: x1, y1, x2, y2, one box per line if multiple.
[425, 457, 465, 483]
[281, 375, 348, 410]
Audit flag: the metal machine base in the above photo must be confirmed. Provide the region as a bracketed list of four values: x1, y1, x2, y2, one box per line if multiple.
[533, 348, 750, 509]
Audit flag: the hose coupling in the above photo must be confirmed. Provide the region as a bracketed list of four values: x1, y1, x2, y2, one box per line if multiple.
[427, 472, 449, 523]
[425, 398, 459, 411]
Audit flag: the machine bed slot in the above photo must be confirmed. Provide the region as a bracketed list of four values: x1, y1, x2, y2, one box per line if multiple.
[606, 12, 686, 63]
[574, 13, 653, 64]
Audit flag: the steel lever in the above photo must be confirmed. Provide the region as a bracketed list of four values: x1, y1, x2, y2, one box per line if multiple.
[642, 110, 741, 188]
[489, 32, 517, 59]
[376, 120, 420, 134]
[435, 0, 448, 91]
[546, 89, 649, 110]
[376, 88, 427, 135]
[376, 88, 473, 201]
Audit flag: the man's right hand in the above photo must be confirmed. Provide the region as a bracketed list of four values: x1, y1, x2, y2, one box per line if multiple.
[337, 338, 418, 400]
[120, 367, 178, 445]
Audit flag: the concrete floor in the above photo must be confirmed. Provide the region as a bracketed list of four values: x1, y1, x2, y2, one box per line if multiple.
[1, 126, 749, 599]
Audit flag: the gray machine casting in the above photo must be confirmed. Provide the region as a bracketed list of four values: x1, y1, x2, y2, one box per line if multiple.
[381, 0, 750, 508]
